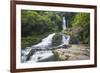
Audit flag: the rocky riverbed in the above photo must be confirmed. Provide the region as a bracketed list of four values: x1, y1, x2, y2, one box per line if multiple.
[53, 44, 90, 61]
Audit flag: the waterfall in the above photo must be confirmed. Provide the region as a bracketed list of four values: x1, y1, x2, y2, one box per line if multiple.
[32, 33, 55, 49]
[21, 33, 55, 63]
[62, 16, 67, 30]
[62, 16, 70, 45]
[21, 16, 71, 63]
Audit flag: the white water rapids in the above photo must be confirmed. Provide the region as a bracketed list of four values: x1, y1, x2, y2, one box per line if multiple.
[32, 33, 55, 49]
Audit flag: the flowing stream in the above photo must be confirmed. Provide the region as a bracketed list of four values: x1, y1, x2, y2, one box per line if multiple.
[21, 16, 70, 63]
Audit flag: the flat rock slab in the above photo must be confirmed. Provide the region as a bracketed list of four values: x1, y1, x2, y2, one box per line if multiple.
[53, 44, 90, 61]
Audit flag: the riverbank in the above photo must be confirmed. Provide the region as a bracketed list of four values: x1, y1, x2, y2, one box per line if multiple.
[53, 44, 90, 61]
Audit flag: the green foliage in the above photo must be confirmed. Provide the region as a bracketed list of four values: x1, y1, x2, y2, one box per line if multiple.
[70, 13, 90, 44]
[21, 10, 62, 37]
[62, 30, 72, 36]
[21, 32, 51, 49]
[21, 36, 41, 49]
[71, 13, 90, 27]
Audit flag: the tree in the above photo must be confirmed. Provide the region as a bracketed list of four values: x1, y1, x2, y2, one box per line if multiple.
[70, 13, 90, 44]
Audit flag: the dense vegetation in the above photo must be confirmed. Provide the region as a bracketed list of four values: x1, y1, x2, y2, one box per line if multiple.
[21, 10, 90, 49]
[70, 13, 90, 44]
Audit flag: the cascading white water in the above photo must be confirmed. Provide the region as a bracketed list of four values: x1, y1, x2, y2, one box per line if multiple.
[62, 16, 67, 30]
[62, 35, 70, 45]
[27, 50, 54, 63]
[62, 16, 70, 45]
[21, 33, 55, 63]
[32, 33, 55, 49]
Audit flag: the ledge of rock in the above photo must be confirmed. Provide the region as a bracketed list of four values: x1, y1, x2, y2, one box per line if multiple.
[53, 44, 90, 61]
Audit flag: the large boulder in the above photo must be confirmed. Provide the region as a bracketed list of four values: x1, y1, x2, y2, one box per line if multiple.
[52, 33, 62, 47]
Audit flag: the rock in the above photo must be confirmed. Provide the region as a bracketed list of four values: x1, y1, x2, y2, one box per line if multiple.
[53, 44, 90, 61]
[63, 27, 82, 44]
[26, 49, 36, 61]
[52, 33, 62, 47]
[69, 36, 80, 44]
[53, 44, 71, 49]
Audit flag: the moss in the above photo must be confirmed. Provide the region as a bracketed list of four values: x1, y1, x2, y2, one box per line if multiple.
[53, 50, 68, 61]
[52, 50, 62, 61]
[52, 33, 62, 47]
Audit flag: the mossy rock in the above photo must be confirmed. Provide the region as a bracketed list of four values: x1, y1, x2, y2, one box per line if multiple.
[52, 33, 62, 47]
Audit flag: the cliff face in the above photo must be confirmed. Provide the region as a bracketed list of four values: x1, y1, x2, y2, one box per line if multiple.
[53, 44, 90, 61]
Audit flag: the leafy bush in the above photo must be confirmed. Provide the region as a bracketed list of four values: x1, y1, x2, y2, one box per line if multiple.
[21, 36, 41, 49]
[21, 32, 50, 49]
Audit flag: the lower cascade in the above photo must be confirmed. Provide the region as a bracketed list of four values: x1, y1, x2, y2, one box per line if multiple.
[21, 33, 56, 63]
